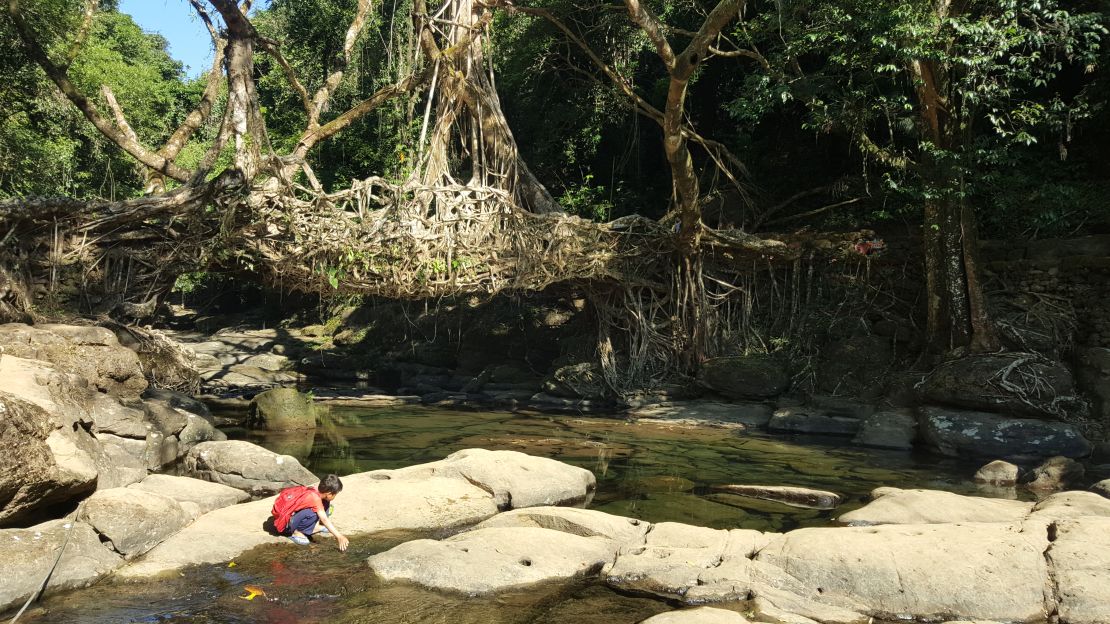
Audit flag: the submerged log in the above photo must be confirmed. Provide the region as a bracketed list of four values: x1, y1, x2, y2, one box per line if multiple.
[708, 484, 842, 510]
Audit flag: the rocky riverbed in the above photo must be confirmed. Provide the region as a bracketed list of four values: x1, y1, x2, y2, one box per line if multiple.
[4, 319, 1110, 623]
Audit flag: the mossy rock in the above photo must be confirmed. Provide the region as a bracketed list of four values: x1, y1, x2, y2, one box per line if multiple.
[248, 388, 322, 431]
[697, 354, 790, 399]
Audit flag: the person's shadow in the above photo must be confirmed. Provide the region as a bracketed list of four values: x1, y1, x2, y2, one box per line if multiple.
[261, 516, 281, 536]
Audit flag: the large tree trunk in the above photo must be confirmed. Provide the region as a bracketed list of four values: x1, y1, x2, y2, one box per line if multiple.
[913, 54, 998, 360]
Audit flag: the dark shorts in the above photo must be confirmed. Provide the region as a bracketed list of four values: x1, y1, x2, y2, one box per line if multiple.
[283, 508, 320, 536]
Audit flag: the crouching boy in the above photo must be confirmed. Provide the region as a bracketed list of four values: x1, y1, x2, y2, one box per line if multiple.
[271, 474, 350, 552]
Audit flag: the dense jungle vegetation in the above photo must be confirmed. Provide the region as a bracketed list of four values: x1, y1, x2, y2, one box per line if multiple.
[1, 0, 1108, 368]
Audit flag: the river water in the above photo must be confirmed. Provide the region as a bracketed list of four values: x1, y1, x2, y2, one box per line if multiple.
[21, 405, 1015, 623]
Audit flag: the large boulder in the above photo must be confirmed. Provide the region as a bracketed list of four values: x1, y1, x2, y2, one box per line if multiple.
[1075, 347, 1110, 429]
[918, 353, 1087, 420]
[1045, 517, 1110, 624]
[128, 474, 249, 519]
[248, 387, 320, 431]
[852, 409, 916, 450]
[755, 522, 1050, 622]
[389, 448, 596, 510]
[1092, 479, 1110, 499]
[697, 355, 790, 400]
[0, 323, 147, 398]
[816, 336, 893, 399]
[367, 526, 616, 594]
[837, 488, 1032, 525]
[183, 440, 317, 495]
[918, 406, 1091, 459]
[78, 488, 190, 559]
[0, 520, 123, 613]
[0, 391, 98, 527]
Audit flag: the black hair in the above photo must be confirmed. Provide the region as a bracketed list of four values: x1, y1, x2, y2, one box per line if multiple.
[319, 474, 343, 495]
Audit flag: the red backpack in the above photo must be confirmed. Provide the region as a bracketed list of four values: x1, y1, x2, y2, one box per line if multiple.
[271, 485, 318, 533]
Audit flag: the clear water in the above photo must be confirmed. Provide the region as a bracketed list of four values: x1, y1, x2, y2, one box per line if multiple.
[19, 406, 1012, 623]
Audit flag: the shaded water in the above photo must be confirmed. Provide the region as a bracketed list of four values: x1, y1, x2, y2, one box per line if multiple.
[21, 406, 1011, 623]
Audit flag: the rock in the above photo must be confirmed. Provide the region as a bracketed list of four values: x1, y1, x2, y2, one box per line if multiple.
[475, 506, 650, 544]
[183, 440, 316, 495]
[128, 474, 249, 518]
[708, 485, 841, 510]
[89, 396, 151, 439]
[918, 406, 1091, 459]
[248, 387, 320, 431]
[141, 400, 188, 437]
[639, 608, 751, 624]
[816, 336, 893, 398]
[837, 488, 1032, 525]
[918, 353, 1087, 420]
[389, 448, 596, 510]
[0, 323, 147, 397]
[1092, 479, 1110, 499]
[755, 522, 1049, 622]
[0, 391, 99, 527]
[95, 439, 150, 489]
[1024, 456, 1085, 491]
[974, 460, 1020, 486]
[627, 400, 773, 429]
[697, 355, 790, 400]
[1028, 491, 1110, 521]
[751, 585, 870, 624]
[177, 413, 227, 447]
[1076, 347, 1110, 430]
[1045, 517, 1110, 624]
[768, 407, 861, 436]
[606, 522, 770, 602]
[852, 409, 916, 449]
[141, 388, 211, 419]
[78, 488, 190, 559]
[0, 520, 123, 613]
[367, 526, 615, 594]
[542, 362, 608, 400]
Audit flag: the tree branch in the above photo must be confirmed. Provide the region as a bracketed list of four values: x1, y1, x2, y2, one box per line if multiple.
[622, 0, 675, 70]
[7, 0, 192, 182]
[309, 0, 373, 128]
[64, 0, 98, 68]
[257, 37, 314, 118]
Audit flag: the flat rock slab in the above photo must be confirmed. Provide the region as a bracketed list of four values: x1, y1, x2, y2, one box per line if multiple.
[1047, 517, 1110, 624]
[0, 520, 123, 613]
[709, 485, 841, 510]
[640, 607, 751, 624]
[755, 522, 1049, 622]
[838, 488, 1033, 525]
[1029, 491, 1110, 521]
[606, 521, 771, 602]
[768, 408, 861, 436]
[475, 506, 650, 544]
[387, 448, 596, 509]
[626, 401, 773, 428]
[118, 474, 497, 579]
[367, 526, 616, 594]
[128, 474, 249, 518]
[851, 409, 916, 450]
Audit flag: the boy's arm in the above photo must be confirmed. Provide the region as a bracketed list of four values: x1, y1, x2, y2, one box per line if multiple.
[316, 505, 349, 552]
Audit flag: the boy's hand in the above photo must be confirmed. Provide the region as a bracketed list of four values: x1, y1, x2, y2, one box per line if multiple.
[337, 534, 350, 552]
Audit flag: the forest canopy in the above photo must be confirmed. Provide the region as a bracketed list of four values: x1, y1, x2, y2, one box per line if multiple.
[0, 0, 1107, 371]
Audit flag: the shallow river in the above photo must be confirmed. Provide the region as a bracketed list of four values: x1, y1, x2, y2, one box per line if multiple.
[22, 405, 1015, 623]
